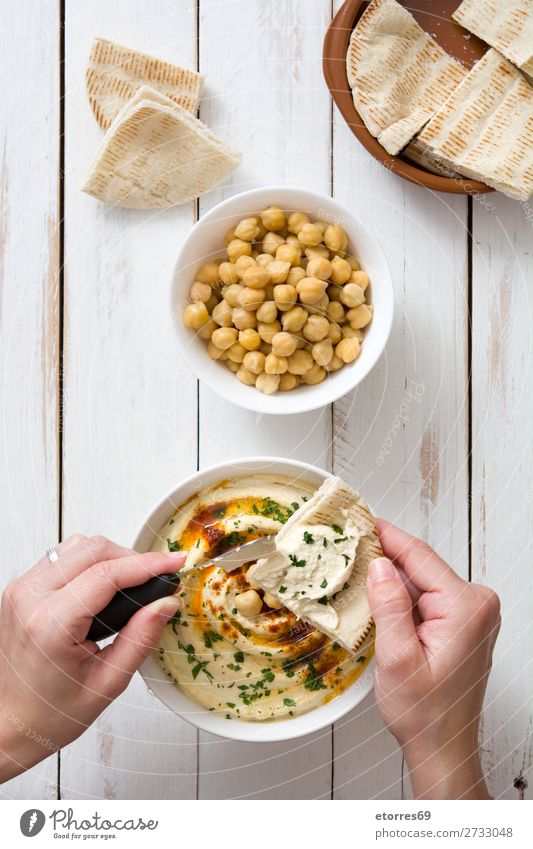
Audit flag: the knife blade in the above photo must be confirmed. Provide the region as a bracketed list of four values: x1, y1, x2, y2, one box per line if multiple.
[181, 533, 276, 574]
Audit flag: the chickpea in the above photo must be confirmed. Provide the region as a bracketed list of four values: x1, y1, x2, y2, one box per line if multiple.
[324, 224, 348, 253]
[234, 217, 260, 242]
[262, 231, 285, 255]
[207, 340, 228, 360]
[211, 326, 238, 350]
[183, 302, 209, 330]
[263, 591, 284, 610]
[226, 359, 239, 373]
[314, 220, 329, 235]
[301, 364, 326, 385]
[227, 238, 252, 262]
[346, 255, 361, 271]
[325, 353, 344, 372]
[287, 211, 310, 235]
[232, 307, 257, 330]
[327, 283, 342, 302]
[350, 270, 370, 290]
[239, 328, 261, 351]
[256, 372, 280, 395]
[233, 254, 255, 278]
[273, 283, 297, 312]
[261, 205, 286, 231]
[258, 320, 281, 344]
[327, 300, 346, 323]
[196, 262, 220, 285]
[271, 331, 297, 358]
[297, 276, 327, 305]
[212, 300, 233, 327]
[236, 366, 257, 387]
[226, 342, 246, 364]
[198, 317, 217, 340]
[312, 339, 333, 366]
[340, 283, 365, 308]
[239, 287, 266, 311]
[303, 314, 330, 342]
[268, 260, 291, 284]
[287, 266, 306, 287]
[305, 245, 329, 262]
[256, 300, 278, 323]
[265, 353, 288, 375]
[243, 265, 270, 289]
[342, 324, 361, 338]
[224, 226, 236, 246]
[330, 257, 352, 285]
[219, 261, 239, 285]
[297, 222, 323, 247]
[287, 349, 313, 375]
[336, 337, 361, 363]
[224, 283, 244, 308]
[256, 253, 273, 268]
[256, 222, 267, 241]
[314, 292, 330, 313]
[275, 243, 301, 267]
[243, 350, 265, 375]
[279, 372, 299, 391]
[281, 305, 308, 333]
[327, 322, 342, 345]
[306, 256, 332, 281]
[189, 281, 211, 304]
[347, 303, 373, 329]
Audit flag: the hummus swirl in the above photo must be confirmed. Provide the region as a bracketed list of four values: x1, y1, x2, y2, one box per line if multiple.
[151, 474, 373, 722]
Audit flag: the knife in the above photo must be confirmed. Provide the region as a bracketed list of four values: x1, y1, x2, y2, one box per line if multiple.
[87, 534, 276, 642]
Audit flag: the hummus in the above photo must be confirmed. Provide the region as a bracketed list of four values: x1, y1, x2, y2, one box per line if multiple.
[151, 474, 373, 722]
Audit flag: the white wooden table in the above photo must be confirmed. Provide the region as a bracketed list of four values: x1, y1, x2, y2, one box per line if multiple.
[1, 0, 531, 801]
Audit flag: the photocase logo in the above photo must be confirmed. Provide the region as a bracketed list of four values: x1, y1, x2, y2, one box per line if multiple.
[20, 809, 46, 837]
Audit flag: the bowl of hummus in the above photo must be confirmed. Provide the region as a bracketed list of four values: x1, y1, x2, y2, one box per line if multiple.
[134, 457, 375, 742]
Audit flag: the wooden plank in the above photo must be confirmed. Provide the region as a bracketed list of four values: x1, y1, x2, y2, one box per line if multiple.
[196, 0, 334, 799]
[471, 195, 533, 800]
[60, 0, 199, 799]
[0, 0, 60, 799]
[330, 121, 470, 796]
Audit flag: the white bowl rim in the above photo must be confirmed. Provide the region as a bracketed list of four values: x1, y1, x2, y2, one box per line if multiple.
[171, 186, 394, 415]
[135, 455, 375, 743]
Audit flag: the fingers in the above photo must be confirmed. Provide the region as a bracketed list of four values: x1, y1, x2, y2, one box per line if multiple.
[49, 550, 186, 642]
[376, 519, 464, 594]
[51, 536, 134, 589]
[367, 557, 425, 670]
[89, 595, 181, 698]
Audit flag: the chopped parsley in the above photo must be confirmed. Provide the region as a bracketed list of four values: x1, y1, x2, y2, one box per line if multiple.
[320, 578, 328, 589]
[203, 630, 223, 649]
[226, 702, 236, 709]
[283, 698, 296, 707]
[213, 508, 226, 518]
[303, 531, 315, 544]
[234, 650, 244, 663]
[332, 524, 344, 535]
[357, 655, 366, 664]
[279, 585, 287, 593]
[289, 554, 306, 568]
[305, 664, 327, 691]
[166, 538, 182, 552]
[342, 555, 351, 566]
[334, 536, 348, 544]
[317, 596, 328, 605]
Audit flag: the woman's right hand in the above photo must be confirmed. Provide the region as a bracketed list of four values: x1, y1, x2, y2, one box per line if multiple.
[367, 521, 501, 800]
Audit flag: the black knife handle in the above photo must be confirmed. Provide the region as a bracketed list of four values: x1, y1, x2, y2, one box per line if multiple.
[87, 573, 181, 642]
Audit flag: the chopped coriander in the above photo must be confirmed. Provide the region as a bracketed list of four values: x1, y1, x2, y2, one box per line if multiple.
[279, 585, 287, 593]
[192, 661, 213, 681]
[203, 630, 223, 649]
[305, 664, 327, 691]
[334, 536, 348, 544]
[261, 669, 275, 682]
[289, 554, 307, 568]
[317, 596, 328, 605]
[303, 531, 315, 544]
[332, 523, 344, 535]
[226, 702, 236, 709]
[320, 578, 328, 589]
[342, 555, 351, 566]
[234, 650, 245, 663]
[166, 538, 181, 552]
[283, 698, 296, 707]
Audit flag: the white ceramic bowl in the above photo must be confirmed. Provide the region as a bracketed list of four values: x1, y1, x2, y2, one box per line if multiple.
[172, 187, 394, 415]
[135, 456, 375, 742]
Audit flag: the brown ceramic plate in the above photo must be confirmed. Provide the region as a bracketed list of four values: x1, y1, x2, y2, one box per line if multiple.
[323, 0, 493, 194]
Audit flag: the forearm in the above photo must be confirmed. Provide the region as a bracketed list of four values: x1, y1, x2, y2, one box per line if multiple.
[0, 699, 57, 783]
[404, 737, 490, 800]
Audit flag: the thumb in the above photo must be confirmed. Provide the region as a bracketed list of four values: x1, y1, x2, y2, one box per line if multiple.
[92, 595, 181, 698]
[367, 558, 421, 669]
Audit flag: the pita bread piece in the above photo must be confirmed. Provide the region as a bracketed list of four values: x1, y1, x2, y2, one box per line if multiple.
[346, 0, 466, 155]
[247, 477, 381, 654]
[415, 49, 533, 200]
[86, 37, 203, 130]
[82, 86, 242, 209]
[453, 0, 533, 78]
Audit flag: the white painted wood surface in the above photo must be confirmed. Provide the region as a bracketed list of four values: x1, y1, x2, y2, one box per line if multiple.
[0, 0, 531, 800]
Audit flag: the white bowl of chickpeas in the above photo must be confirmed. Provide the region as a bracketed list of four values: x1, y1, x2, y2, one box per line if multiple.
[175, 187, 393, 414]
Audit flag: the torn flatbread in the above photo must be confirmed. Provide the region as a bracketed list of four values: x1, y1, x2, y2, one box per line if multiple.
[415, 49, 533, 200]
[86, 37, 203, 130]
[453, 0, 533, 78]
[82, 85, 241, 209]
[247, 477, 381, 654]
[346, 0, 466, 155]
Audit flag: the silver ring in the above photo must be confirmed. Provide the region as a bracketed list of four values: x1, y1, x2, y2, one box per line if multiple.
[46, 545, 59, 564]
